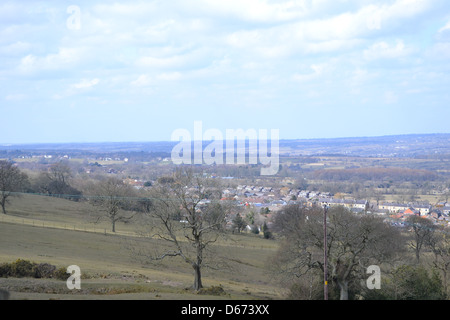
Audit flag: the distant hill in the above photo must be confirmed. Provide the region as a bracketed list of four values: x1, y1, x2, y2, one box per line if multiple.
[1, 133, 449, 158]
[279, 133, 450, 157]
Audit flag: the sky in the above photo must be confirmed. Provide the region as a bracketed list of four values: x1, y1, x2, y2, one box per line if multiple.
[1, 0, 450, 144]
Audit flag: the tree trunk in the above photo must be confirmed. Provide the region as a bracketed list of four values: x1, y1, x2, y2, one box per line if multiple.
[1, 200, 6, 214]
[338, 280, 349, 300]
[443, 268, 448, 298]
[193, 264, 203, 291]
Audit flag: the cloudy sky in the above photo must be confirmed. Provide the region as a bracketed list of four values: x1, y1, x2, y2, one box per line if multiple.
[1, 0, 450, 144]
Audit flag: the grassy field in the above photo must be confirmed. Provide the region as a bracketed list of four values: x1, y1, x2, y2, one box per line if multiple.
[0, 194, 284, 300]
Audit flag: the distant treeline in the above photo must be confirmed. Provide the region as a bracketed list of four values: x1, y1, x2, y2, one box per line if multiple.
[0, 150, 171, 162]
[312, 167, 440, 182]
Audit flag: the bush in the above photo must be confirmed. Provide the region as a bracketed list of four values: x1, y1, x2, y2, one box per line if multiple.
[262, 222, 273, 239]
[197, 285, 226, 296]
[263, 230, 273, 239]
[0, 263, 11, 277]
[286, 275, 326, 300]
[0, 259, 67, 280]
[364, 265, 446, 300]
[33, 263, 56, 279]
[250, 225, 259, 234]
[54, 267, 71, 281]
[9, 259, 35, 277]
[390, 265, 446, 300]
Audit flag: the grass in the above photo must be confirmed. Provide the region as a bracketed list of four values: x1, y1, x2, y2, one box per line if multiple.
[0, 194, 283, 300]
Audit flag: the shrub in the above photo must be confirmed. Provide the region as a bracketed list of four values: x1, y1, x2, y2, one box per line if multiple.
[197, 285, 226, 296]
[9, 259, 35, 277]
[0, 263, 11, 277]
[390, 265, 446, 300]
[250, 225, 259, 234]
[263, 230, 273, 239]
[54, 267, 70, 281]
[33, 263, 56, 279]
[0, 259, 65, 280]
[364, 265, 446, 300]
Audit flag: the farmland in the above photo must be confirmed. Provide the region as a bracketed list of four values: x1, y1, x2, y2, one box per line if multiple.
[1, 133, 450, 301]
[0, 194, 281, 300]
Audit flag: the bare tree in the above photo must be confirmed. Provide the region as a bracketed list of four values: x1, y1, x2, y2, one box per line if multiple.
[406, 215, 436, 264]
[48, 161, 72, 183]
[271, 205, 405, 300]
[34, 161, 81, 200]
[88, 177, 136, 232]
[427, 229, 450, 296]
[133, 168, 228, 291]
[0, 160, 28, 214]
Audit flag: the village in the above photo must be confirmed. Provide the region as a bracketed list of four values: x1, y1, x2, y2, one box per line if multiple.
[216, 184, 450, 230]
[6, 150, 450, 232]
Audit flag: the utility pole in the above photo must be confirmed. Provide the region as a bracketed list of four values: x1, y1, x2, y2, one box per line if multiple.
[323, 205, 328, 300]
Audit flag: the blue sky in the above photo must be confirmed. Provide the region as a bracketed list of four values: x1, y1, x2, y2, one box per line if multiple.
[1, 0, 450, 144]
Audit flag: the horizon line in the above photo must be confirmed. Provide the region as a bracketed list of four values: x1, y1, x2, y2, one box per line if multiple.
[1, 132, 450, 147]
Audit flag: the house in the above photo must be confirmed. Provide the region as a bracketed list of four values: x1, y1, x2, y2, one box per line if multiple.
[299, 190, 310, 198]
[354, 200, 369, 210]
[373, 208, 390, 216]
[271, 200, 287, 206]
[403, 208, 419, 216]
[378, 202, 409, 213]
[318, 198, 368, 211]
[429, 209, 442, 220]
[410, 203, 431, 216]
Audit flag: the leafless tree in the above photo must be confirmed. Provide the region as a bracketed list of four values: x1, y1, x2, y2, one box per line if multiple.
[34, 161, 81, 200]
[427, 229, 450, 296]
[48, 161, 72, 186]
[131, 168, 228, 291]
[406, 215, 436, 264]
[0, 160, 28, 214]
[271, 205, 405, 300]
[88, 177, 136, 232]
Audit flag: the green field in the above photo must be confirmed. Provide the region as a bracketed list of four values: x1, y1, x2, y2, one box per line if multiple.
[0, 194, 283, 300]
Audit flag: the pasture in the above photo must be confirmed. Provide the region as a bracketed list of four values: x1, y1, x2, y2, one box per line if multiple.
[0, 194, 283, 300]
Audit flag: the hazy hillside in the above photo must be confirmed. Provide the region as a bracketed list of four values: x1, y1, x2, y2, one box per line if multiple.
[1, 133, 449, 158]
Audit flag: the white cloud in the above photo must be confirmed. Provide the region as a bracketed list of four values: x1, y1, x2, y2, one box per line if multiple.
[18, 54, 37, 73]
[349, 68, 380, 86]
[439, 20, 450, 33]
[193, 0, 310, 22]
[131, 74, 152, 87]
[387, 0, 434, 20]
[157, 72, 182, 81]
[292, 63, 329, 82]
[130, 72, 182, 87]
[18, 47, 84, 73]
[223, 0, 436, 60]
[2, 0, 450, 144]
[363, 40, 413, 60]
[136, 55, 186, 69]
[0, 41, 32, 56]
[72, 78, 100, 89]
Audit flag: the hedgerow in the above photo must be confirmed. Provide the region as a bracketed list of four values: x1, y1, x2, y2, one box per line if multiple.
[0, 259, 67, 280]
